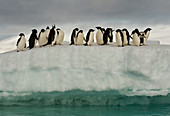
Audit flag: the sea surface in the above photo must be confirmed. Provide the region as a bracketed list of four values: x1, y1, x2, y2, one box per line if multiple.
[0, 105, 170, 116]
[0, 90, 170, 116]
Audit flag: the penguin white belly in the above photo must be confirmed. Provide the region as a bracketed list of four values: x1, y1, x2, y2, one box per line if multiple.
[88, 32, 94, 46]
[34, 39, 38, 47]
[76, 34, 84, 45]
[17, 37, 26, 51]
[57, 30, 64, 45]
[39, 32, 47, 46]
[143, 37, 147, 45]
[145, 32, 150, 40]
[96, 30, 103, 45]
[133, 33, 140, 46]
[122, 31, 128, 45]
[116, 33, 122, 46]
[45, 29, 50, 39]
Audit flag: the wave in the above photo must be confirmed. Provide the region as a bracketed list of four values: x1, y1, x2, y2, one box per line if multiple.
[0, 90, 170, 106]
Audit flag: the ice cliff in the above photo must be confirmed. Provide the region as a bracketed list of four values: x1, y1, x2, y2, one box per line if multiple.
[0, 41, 170, 97]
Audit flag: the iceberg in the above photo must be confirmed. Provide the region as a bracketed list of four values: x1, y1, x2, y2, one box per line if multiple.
[0, 41, 170, 106]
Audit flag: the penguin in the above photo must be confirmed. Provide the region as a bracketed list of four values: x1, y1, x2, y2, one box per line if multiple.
[70, 28, 79, 45]
[28, 29, 38, 49]
[143, 28, 152, 45]
[96, 27, 104, 45]
[139, 32, 146, 46]
[76, 30, 85, 45]
[56, 28, 64, 45]
[122, 28, 131, 45]
[116, 29, 124, 47]
[102, 28, 113, 45]
[131, 29, 141, 47]
[45, 26, 50, 39]
[52, 28, 64, 45]
[144, 28, 152, 40]
[38, 29, 47, 47]
[16, 33, 26, 52]
[84, 29, 95, 46]
[48, 25, 57, 45]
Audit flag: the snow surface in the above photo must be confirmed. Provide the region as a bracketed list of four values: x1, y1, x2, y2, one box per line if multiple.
[0, 41, 169, 97]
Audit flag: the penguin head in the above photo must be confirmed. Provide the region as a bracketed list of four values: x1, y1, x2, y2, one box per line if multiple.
[122, 28, 128, 32]
[52, 25, 56, 29]
[96, 26, 102, 30]
[116, 29, 121, 33]
[131, 29, 140, 36]
[19, 33, 25, 37]
[145, 28, 152, 32]
[41, 29, 45, 32]
[32, 29, 37, 34]
[79, 30, 83, 33]
[74, 28, 79, 31]
[46, 26, 50, 30]
[89, 29, 95, 32]
[56, 28, 60, 31]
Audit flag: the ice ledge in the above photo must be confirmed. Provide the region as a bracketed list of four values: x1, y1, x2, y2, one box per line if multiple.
[0, 41, 169, 92]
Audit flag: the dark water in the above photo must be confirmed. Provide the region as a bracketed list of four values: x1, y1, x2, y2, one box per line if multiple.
[1, 90, 170, 115]
[0, 105, 170, 116]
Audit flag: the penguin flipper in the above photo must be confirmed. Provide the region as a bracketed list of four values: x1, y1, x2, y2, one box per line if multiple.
[16, 38, 21, 46]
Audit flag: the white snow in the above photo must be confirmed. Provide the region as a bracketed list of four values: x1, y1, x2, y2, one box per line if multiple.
[0, 41, 169, 97]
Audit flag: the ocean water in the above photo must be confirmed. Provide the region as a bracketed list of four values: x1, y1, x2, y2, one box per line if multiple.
[0, 90, 170, 116]
[1, 105, 170, 116]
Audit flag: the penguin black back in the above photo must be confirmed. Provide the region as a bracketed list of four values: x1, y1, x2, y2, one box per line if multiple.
[29, 29, 38, 49]
[70, 28, 79, 45]
[102, 28, 113, 45]
[47, 25, 56, 45]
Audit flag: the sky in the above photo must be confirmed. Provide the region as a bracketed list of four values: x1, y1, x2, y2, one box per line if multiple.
[0, 0, 170, 44]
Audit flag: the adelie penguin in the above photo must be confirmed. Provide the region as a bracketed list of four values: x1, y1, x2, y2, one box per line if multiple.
[52, 28, 64, 45]
[47, 25, 57, 45]
[102, 28, 113, 45]
[38, 29, 48, 47]
[45, 26, 50, 40]
[28, 29, 38, 49]
[70, 28, 79, 45]
[16, 33, 26, 52]
[131, 29, 141, 47]
[76, 30, 85, 45]
[142, 28, 152, 45]
[84, 29, 95, 46]
[96, 27, 104, 45]
[122, 28, 131, 45]
[116, 29, 124, 47]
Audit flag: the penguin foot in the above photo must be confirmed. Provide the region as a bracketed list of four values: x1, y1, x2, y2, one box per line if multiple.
[84, 43, 88, 46]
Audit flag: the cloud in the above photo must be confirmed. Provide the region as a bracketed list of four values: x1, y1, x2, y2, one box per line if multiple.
[0, 0, 170, 35]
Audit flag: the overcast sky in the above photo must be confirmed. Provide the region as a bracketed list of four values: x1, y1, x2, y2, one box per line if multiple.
[0, 0, 170, 40]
